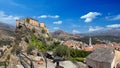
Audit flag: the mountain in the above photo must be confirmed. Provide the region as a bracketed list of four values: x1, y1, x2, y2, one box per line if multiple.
[84, 28, 120, 37]
[51, 30, 82, 40]
[0, 22, 15, 39]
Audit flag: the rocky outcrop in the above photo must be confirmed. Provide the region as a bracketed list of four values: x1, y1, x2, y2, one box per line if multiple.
[14, 18, 52, 52]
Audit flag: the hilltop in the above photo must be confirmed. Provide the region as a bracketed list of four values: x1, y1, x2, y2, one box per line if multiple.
[51, 30, 82, 40]
[14, 17, 52, 52]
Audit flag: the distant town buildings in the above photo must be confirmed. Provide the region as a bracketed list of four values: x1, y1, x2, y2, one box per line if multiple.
[86, 47, 120, 68]
[63, 40, 83, 49]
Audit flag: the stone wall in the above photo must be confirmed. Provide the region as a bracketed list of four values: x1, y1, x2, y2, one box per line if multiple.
[29, 18, 39, 26]
[86, 59, 112, 68]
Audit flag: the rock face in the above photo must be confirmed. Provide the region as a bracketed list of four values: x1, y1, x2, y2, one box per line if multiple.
[14, 17, 52, 52]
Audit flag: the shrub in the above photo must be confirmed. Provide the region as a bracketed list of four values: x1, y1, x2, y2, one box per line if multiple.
[41, 29, 46, 34]
[27, 45, 36, 54]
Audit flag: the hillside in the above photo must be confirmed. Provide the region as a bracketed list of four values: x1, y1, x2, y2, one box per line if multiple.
[13, 18, 53, 53]
[51, 30, 81, 40]
[0, 22, 15, 39]
[84, 28, 120, 37]
[51, 29, 120, 43]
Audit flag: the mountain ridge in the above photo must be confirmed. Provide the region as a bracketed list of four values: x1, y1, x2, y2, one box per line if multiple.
[0, 22, 15, 39]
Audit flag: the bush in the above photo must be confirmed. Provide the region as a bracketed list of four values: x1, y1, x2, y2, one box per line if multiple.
[41, 29, 46, 34]
[53, 45, 91, 59]
[26, 18, 30, 23]
[7, 54, 10, 60]
[29, 34, 46, 52]
[24, 37, 29, 43]
[27, 45, 36, 54]
[0, 40, 12, 46]
[32, 27, 35, 33]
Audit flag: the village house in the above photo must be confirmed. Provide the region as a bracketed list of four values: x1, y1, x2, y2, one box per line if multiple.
[86, 47, 120, 68]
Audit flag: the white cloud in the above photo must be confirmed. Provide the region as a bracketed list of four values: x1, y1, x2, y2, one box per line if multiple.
[53, 21, 62, 25]
[106, 14, 120, 21]
[106, 24, 120, 28]
[72, 30, 80, 34]
[89, 26, 104, 32]
[0, 11, 20, 24]
[48, 15, 59, 18]
[38, 15, 47, 18]
[81, 12, 101, 23]
[53, 27, 59, 30]
[38, 15, 59, 18]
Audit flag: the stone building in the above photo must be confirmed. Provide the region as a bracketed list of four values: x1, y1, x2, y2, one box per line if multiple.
[16, 17, 49, 33]
[39, 22, 49, 33]
[86, 47, 120, 68]
[25, 18, 39, 26]
[40, 22, 45, 28]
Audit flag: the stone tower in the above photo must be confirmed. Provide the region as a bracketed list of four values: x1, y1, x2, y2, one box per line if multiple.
[89, 37, 93, 48]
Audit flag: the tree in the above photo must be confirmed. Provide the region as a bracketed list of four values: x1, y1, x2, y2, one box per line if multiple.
[26, 18, 30, 23]
[27, 45, 36, 54]
[42, 29, 46, 34]
[32, 27, 35, 33]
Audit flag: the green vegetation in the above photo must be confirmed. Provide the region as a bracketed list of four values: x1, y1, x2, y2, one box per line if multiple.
[0, 40, 12, 46]
[26, 18, 30, 23]
[7, 54, 10, 60]
[53, 45, 91, 62]
[27, 45, 36, 54]
[32, 27, 35, 33]
[24, 36, 29, 43]
[44, 41, 61, 51]
[74, 36, 120, 45]
[94, 36, 120, 43]
[0, 61, 6, 66]
[41, 29, 46, 34]
[70, 57, 85, 62]
[29, 34, 45, 51]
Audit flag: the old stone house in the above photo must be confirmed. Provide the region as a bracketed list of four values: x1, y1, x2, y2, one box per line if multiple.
[86, 47, 120, 68]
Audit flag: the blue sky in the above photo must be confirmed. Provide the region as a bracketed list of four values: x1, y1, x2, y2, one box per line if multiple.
[0, 0, 120, 33]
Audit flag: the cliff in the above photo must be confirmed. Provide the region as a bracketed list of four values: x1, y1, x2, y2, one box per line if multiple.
[14, 18, 52, 53]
